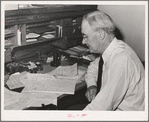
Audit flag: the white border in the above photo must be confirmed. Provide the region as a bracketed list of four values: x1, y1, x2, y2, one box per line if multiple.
[1, 1, 148, 121]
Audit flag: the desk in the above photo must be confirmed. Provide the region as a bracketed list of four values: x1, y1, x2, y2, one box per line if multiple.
[4, 57, 90, 110]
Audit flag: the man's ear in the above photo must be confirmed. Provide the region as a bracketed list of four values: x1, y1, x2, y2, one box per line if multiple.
[98, 29, 105, 40]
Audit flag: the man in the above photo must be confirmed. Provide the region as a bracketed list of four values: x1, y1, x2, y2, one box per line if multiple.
[81, 10, 145, 111]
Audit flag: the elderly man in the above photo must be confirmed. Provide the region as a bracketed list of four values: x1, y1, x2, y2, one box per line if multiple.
[80, 10, 145, 111]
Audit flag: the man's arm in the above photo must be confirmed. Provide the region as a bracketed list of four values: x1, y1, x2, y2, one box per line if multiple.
[85, 57, 100, 102]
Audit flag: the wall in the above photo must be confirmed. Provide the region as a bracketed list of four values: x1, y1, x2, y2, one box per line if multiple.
[5, 4, 18, 10]
[5, 4, 31, 10]
[98, 5, 145, 62]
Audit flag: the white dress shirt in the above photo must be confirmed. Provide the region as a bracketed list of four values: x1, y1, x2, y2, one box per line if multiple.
[83, 37, 145, 111]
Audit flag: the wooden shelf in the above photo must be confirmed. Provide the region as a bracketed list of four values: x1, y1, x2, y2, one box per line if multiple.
[4, 5, 97, 63]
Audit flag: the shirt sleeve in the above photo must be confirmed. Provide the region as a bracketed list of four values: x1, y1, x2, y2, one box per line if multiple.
[83, 56, 130, 110]
[85, 57, 100, 88]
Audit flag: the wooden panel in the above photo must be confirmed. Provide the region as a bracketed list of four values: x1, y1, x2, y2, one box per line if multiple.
[57, 84, 88, 110]
[11, 39, 56, 61]
[5, 5, 97, 26]
[5, 5, 97, 17]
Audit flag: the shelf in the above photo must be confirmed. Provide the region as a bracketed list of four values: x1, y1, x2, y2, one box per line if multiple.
[26, 37, 57, 45]
[5, 5, 97, 26]
[4, 5, 97, 63]
[27, 26, 55, 35]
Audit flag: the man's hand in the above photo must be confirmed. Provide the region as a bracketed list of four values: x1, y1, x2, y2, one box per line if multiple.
[85, 85, 97, 102]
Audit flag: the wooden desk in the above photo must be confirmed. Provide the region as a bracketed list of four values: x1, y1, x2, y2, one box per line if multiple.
[5, 57, 90, 110]
[57, 81, 89, 110]
[23, 81, 88, 110]
[32, 58, 89, 110]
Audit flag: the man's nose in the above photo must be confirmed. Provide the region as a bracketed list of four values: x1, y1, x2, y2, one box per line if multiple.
[82, 38, 86, 44]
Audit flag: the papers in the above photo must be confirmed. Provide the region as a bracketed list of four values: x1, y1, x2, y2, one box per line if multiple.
[4, 87, 36, 110]
[48, 63, 86, 82]
[28, 97, 57, 107]
[49, 63, 78, 77]
[21, 73, 77, 94]
[6, 72, 26, 89]
[42, 34, 55, 39]
[26, 33, 40, 38]
[6, 63, 82, 94]
[4, 64, 87, 110]
[4, 87, 22, 106]
[23, 92, 60, 108]
[6, 64, 78, 94]
[4, 87, 60, 110]
[42, 31, 55, 39]
[26, 33, 39, 42]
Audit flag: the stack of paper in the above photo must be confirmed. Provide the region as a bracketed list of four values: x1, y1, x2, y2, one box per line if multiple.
[4, 87, 60, 110]
[6, 64, 78, 94]
[26, 33, 40, 38]
[4, 87, 36, 110]
[6, 72, 26, 90]
[49, 63, 78, 78]
[26, 33, 40, 42]
[42, 31, 55, 39]
[21, 74, 77, 94]
[4, 63, 87, 110]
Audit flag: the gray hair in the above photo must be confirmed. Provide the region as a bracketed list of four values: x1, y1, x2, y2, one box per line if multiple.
[82, 10, 115, 35]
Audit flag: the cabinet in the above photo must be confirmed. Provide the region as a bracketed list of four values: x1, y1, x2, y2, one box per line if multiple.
[5, 5, 97, 63]
[5, 25, 18, 62]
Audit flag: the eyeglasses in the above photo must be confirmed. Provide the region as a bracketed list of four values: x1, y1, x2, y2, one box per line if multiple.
[82, 31, 95, 42]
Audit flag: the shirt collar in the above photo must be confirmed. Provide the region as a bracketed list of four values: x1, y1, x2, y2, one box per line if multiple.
[102, 37, 118, 64]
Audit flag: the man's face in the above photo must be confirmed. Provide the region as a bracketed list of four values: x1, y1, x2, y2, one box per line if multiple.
[81, 20, 101, 53]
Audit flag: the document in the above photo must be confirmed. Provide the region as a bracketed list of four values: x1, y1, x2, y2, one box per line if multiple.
[4, 87, 22, 106]
[23, 92, 61, 107]
[6, 70, 77, 94]
[26, 33, 40, 38]
[4, 95, 36, 110]
[6, 72, 25, 89]
[49, 63, 78, 77]
[4, 87, 36, 110]
[4, 64, 87, 110]
[21, 73, 77, 94]
[26, 95, 58, 107]
[4, 87, 61, 110]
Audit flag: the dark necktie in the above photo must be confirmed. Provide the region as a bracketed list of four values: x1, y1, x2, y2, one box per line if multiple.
[97, 56, 104, 93]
